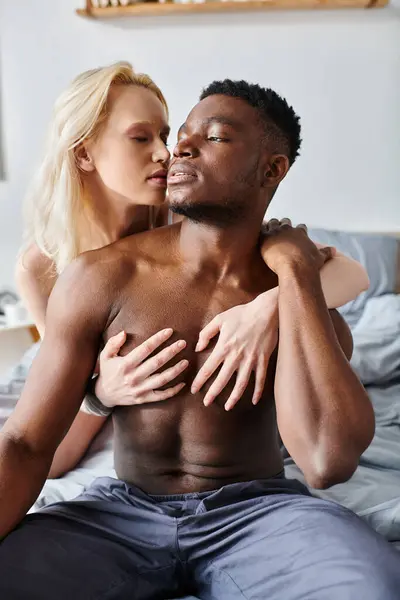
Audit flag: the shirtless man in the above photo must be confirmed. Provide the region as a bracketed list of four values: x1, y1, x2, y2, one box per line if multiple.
[0, 80, 398, 600]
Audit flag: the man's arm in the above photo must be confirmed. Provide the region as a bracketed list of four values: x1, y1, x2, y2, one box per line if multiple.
[275, 259, 374, 489]
[260, 222, 369, 309]
[0, 256, 110, 538]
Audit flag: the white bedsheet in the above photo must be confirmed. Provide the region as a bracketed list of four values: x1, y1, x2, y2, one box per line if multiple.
[31, 418, 116, 512]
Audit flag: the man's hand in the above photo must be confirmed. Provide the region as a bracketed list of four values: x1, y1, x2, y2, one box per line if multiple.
[260, 219, 335, 275]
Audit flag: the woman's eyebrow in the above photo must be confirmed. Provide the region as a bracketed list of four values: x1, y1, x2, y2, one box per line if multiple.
[125, 121, 170, 135]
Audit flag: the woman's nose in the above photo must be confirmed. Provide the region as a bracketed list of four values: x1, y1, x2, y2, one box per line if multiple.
[154, 141, 170, 164]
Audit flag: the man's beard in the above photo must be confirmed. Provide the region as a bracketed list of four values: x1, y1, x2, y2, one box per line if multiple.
[169, 197, 246, 228]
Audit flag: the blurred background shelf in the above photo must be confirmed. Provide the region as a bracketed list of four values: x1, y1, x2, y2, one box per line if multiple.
[76, 0, 388, 18]
[0, 320, 39, 378]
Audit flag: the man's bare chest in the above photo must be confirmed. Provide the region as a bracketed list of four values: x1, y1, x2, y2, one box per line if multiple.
[105, 271, 269, 360]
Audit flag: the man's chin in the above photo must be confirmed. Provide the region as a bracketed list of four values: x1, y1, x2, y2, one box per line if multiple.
[167, 187, 191, 205]
[169, 201, 192, 217]
[168, 190, 196, 215]
[169, 200, 244, 228]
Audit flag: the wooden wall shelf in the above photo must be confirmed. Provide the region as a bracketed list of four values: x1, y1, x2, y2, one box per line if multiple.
[76, 0, 388, 19]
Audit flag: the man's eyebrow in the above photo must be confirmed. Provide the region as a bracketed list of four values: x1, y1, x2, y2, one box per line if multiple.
[177, 116, 242, 138]
[203, 116, 243, 130]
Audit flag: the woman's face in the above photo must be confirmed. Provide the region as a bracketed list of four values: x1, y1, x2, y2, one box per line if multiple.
[83, 85, 170, 206]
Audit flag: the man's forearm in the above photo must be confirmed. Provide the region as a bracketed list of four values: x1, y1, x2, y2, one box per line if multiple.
[0, 432, 51, 538]
[275, 263, 374, 489]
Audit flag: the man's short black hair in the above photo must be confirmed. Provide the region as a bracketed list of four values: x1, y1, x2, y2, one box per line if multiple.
[200, 80, 301, 166]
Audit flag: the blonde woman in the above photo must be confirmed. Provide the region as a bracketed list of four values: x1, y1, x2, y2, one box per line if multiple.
[16, 62, 369, 479]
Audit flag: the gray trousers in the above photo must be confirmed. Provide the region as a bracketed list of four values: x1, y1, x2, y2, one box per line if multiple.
[0, 475, 399, 600]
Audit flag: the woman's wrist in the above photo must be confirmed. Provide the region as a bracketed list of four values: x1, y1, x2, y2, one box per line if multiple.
[254, 287, 279, 311]
[83, 376, 113, 417]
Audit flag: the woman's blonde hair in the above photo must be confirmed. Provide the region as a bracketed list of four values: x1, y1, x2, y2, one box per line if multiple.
[22, 61, 168, 274]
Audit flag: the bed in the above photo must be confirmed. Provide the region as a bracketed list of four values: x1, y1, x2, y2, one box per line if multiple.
[1, 229, 399, 555]
[284, 229, 400, 551]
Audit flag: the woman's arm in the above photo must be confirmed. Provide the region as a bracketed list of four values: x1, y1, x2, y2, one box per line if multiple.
[313, 243, 369, 309]
[258, 220, 369, 309]
[15, 244, 56, 338]
[47, 412, 108, 478]
[191, 220, 370, 408]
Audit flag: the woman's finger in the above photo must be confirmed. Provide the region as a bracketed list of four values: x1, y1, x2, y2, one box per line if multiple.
[140, 382, 186, 404]
[196, 316, 221, 352]
[191, 347, 226, 394]
[203, 359, 238, 407]
[100, 331, 127, 360]
[296, 223, 308, 233]
[279, 217, 292, 228]
[139, 359, 189, 392]
[252, 359, 268, 405]
[133, 339, 187, 381]
[120, 328, 174, 369]
[224, 361, 254, 411]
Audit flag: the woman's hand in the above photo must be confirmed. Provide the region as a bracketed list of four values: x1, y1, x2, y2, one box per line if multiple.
[191, 288, 279, 411]
[190, 219, 336, 411]
[95, 328, 189, 407]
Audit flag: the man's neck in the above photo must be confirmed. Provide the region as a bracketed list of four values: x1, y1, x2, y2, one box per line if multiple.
[178, 217, 263, 282]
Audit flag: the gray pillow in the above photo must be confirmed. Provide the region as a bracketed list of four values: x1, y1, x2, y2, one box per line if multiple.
[350, 294, 400, 385]
[308, 229, 399, 327]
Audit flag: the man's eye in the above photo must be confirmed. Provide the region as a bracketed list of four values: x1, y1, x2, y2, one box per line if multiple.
[132, 137, 148, 143]
[208, 136, 228, 143]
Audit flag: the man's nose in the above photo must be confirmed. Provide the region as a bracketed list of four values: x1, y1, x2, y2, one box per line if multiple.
[173, 136, 199, 158]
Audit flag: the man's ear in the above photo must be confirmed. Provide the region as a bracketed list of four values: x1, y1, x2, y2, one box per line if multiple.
[75, 144, 96, 173]
[263, 154, 290, 188]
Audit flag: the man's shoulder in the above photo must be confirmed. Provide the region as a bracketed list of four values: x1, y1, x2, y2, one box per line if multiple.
[104, 223, 180, 266]
[47, 249, 120, 332]
[68, 224, 179, 290]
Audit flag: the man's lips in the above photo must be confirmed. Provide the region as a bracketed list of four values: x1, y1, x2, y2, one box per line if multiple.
[168, 163, 198, 185]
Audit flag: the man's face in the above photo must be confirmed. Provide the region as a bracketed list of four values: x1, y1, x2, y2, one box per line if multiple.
[167, 95, 268, 226]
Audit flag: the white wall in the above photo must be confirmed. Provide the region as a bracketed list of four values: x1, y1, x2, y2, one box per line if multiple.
[0, 0, 399, 289]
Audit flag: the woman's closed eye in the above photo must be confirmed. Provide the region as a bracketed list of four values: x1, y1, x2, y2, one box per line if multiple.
[132, 134, 169, 147]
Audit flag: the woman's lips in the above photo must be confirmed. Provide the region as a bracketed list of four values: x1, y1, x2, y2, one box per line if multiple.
[147, 175, 167, 188]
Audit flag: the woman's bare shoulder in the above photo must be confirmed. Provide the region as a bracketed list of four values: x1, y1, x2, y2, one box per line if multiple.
[18, 243, 53, 272]
[16, 244, 56, 290]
